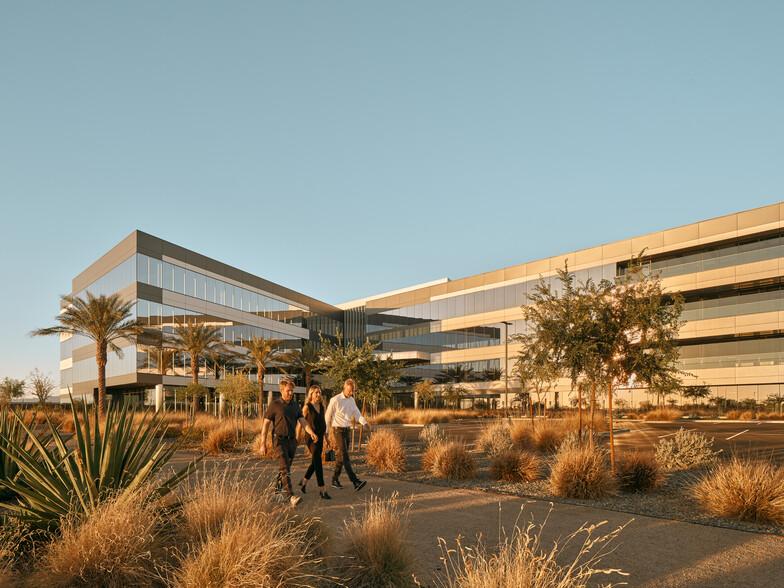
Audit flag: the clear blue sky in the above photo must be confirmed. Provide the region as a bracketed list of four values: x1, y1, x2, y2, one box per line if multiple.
[1, 2, 783, 386]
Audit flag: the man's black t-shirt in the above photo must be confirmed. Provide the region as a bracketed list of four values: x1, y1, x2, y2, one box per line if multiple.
[264, 399, 304, 439]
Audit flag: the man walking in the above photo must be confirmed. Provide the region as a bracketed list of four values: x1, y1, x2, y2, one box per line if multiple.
[325, 378, 370, 491]
[259, 378, 318, 506]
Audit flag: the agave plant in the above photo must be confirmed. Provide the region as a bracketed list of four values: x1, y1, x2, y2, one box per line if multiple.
[0, 407, 52, 500]
[0, 396, 201, 530]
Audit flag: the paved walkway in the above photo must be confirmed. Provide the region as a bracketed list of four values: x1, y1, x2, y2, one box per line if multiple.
[312, 474, 784, 588]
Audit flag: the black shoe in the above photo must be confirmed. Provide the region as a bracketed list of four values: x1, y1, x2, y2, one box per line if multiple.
[299, 480, 307, 494]
[319, 491, 332, 500]
[331, 479, 344, 489]
[354, 480, 367, 492]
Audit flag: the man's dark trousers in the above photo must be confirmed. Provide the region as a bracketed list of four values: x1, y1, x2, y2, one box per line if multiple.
[332, 427, 358, 485]
[273, 437, 297, 497]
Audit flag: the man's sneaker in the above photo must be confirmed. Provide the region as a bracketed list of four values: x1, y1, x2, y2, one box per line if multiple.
[331, 479, 344, 490]
[319, 491, 332, 500]
[290, 495, 302, 507]
[354, 480, 367, 492]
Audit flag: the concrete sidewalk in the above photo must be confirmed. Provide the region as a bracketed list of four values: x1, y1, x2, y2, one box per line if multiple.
[314, 474, 784, 588]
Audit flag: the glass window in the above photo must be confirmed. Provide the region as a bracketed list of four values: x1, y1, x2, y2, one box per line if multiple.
[195, 274, 207, 300]
[163, 262, 173, 291]
[137, 255, 149, 285]
[174, 266, 185, 294]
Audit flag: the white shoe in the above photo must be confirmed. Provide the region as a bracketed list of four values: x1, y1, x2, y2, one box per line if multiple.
[290, 495, 302, 507]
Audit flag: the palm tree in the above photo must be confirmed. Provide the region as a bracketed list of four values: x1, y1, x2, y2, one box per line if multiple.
[284, 342, 322, 389]
[242, 334, 291, 415]
[170, 321, 225, 414]
[434, 364, 475, 384]
[31, 292, 144, 416]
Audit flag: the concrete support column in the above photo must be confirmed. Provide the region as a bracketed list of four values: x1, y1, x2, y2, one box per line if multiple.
[219, 393, 225, 420]
[414, 390, 419, 409]
[155, 384, 164, 413]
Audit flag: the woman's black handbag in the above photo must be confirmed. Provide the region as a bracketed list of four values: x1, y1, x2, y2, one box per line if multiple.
[324, 449, 336, 462]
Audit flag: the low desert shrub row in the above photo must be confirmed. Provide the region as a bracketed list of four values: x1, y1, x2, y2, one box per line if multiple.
[643, 408, 683, 422]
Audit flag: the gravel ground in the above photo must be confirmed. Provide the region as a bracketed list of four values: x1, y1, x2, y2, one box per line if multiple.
[357, 441, 784, 537]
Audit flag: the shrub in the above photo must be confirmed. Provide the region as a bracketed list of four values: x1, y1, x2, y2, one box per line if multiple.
[549, 445, 616, 499]
[739, 410, 755, 420]
[725, 409, 742, 420]
[477, 421, 513, 456]
[531, 420, 565, 453]
[201, 423, 237, 454]
[31, 488, 167, 588]
[558, 430, 604, 454]
[438, 507, 628, 588]
[365, 429, 407, 473]
[419, 424, 447, 448]
[643, 408, 683, 422]
[615, 452, 662, 493]
[489, 451, 540, 483]
[425, 442, 476, 480]
[337, 492, 414, 587]
[655, 428, 718, 470]
[694, 458, 784, 525]
[408, 410, 453, 424]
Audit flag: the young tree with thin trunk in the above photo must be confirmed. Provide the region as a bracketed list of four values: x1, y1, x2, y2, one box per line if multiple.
[31, 292, 144, 416]
[28, 368, 55, 407]
[0, 377, 25, 408]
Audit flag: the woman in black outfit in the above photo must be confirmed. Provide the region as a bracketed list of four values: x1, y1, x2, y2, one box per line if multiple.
[298, 384, 331, 499]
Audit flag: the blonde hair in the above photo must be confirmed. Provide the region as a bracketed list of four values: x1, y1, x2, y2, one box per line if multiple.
[304, 385, 324, 410]
[279, 377, 294, 391]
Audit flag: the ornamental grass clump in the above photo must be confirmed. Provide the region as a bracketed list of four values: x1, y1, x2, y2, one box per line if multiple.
[655, 428, 718, 470]
[615, 451, 662, 494]
[643, 408, 683, 422]
[365, 429, 407, 473]
[252, 430, 275, 460]
[337, 492, 415, 588]
[477, 421, 513, 456]
[509, 420, 532, 449]
[489, 450, 541, 483]
[437, 506, 628, 588]
[531, 420, 566, 454]
[201, 422, 237, 454]
[173, 470, 330, 588]
[694, 457, 784, 525]
[549, 445, 617, 500]
[424, 442, 477, 480]
[419, 423, 447, 448]
[31, 488, 168, 588]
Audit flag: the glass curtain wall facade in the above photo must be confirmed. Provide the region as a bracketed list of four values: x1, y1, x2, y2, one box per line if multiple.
[339, 203, 784, 409]
[62, 203, 784, 410]
[60, 231, 342, 404]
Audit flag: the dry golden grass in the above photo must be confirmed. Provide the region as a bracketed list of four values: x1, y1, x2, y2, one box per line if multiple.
[31, 488, 167, 588]
[615, 451, 662, 494]
[489, 450, 541, 483]
[643, 408, 683, 422]
[739, 410, 755, 420]
[173, 469, 330, 587]
[0, 522, 26, 588]
[337, 492, 414, 588]
[509, 420, 532, 449]
[201, 423, 238, 454]
[365, 429, 407, 473]
[756, 412, 784, 420]
[406, 409, 454, 425]
[694, 457, 784, 525]
[531, 420, 566, 453]
[549, 446, 617, 500]
[424, 442, 477, 480]
[252, 431, 276, 460]
[372, 409, 406, 424]
[438, 507, 628, 588]
[724, 409, 742, 420]
[477, 421, 513, 456]
[560, 411, 609, 433]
